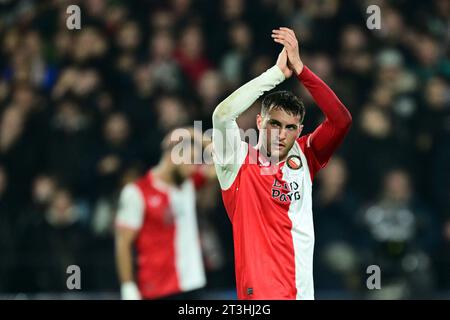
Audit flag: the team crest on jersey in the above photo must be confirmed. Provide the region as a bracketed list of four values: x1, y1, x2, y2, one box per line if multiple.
[147, 195, 162, 208]
[286, 155, 302, 170]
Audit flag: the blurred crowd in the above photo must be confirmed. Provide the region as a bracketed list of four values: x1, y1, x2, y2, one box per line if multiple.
[0, 0, 449, 299]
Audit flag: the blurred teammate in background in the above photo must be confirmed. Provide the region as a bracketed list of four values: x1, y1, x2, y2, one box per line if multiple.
[212, 28, 352, 299]
[115, 127, 215, 300]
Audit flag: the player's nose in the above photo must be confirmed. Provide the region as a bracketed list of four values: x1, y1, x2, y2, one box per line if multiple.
[279, 128, 287, 141]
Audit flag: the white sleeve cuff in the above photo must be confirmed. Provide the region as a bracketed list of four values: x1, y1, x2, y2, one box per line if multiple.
[121, 281, 141, 300]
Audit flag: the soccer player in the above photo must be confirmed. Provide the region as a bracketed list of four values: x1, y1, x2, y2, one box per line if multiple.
[115, 127, 214, 300]
[212, 27, 352, 300]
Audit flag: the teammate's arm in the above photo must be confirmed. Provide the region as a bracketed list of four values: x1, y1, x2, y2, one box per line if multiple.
[115, 227, 141, 299]
[212, 49, 290, 189]
[115, 184, 145, 300]
[273, 28, 352, 170]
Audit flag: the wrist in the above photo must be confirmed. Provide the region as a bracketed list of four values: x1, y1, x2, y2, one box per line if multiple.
[272, 65, 287, 81]
[292, 62, 304, 76]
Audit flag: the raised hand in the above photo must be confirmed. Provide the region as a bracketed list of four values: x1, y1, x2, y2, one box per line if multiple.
[276, 47, 293, 78]
[272, 27, 304, 75]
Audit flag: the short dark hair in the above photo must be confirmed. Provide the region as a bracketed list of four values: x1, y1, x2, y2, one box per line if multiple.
[261, 90, 305, 123]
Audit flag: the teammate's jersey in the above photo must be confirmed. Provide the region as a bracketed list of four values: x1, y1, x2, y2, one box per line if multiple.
[212, 65, 352, 300]
[116, 171, 206, 299]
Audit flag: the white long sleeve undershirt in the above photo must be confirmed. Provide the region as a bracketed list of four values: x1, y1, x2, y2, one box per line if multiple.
[212, 65, 286, 190]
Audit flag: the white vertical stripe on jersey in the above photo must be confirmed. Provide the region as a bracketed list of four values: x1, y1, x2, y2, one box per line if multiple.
[170, 180, 207, 292]
[284, 141, 315, 300]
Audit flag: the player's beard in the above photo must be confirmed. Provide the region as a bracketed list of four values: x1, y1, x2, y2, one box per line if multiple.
[172, 166, 185, 186]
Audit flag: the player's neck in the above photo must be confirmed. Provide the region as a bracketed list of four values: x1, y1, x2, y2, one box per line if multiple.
[152, 160, 178, 187]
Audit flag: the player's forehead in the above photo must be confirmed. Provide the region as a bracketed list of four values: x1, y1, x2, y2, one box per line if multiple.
[264, 108, 301, 125]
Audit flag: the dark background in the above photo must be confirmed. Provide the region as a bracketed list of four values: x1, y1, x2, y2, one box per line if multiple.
[0, 0, 449, 299]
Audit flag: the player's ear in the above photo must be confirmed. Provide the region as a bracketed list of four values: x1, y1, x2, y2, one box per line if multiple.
[298, 124, 304, 137]
[161, 134, 170, 151]
[256, 113, 263, 130]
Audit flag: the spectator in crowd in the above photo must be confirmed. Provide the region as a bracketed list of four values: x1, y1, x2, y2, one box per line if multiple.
[313, 157, 362, 295]
[359, 169, 439, 299]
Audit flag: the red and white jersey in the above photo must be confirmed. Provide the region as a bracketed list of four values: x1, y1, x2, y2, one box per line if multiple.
[221, 137, 318, 299]
[116, 171, 206, 299]
[212, 65, 352, 300]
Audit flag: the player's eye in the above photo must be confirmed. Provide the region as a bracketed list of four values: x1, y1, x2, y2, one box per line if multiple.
[269, 120, 281, 128]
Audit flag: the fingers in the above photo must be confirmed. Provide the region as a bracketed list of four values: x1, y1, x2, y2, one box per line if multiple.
[273, 31, 296, 46]
[277, 47, 287, 60]
[273, 27, 302, 74]
[283, 31, 298, 47]
[273, 27, 296, 38]
[276, 47, 288, 71]
[272, 37, 288, 47]
[271, 28, 297, 48]
[272, 27, 297, 42]
[271, 31, 293, 46]
[280, 27, 296, 39]
[272, 34, 295, 49]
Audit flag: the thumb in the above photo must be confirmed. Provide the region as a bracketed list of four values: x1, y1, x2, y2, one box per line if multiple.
[278, 48, 287, 62]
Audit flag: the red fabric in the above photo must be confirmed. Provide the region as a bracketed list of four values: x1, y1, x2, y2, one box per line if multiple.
[134, 172, 180, 299]
[296, 66, 352, 179]
[297, 135, 321, 181]
[219, 66, 352, 299]
[222, 145, 299, 299]
[191, 166, 207, 190]
[174, 50, 212, 85]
